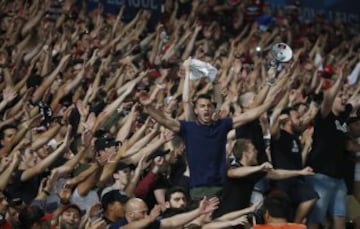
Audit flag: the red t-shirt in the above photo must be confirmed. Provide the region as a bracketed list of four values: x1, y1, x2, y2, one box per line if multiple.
[0, 220, 12, 229]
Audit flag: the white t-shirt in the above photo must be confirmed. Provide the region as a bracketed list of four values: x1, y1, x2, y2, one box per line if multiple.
[70, 188, 99, 211]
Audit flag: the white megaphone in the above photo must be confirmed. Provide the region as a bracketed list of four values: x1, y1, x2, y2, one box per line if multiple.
[268, 42, 293, 71]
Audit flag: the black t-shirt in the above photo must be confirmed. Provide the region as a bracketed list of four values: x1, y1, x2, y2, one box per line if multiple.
[213, 163, 266, 218]
[306, 107, 352, 178]
[235, 119, 267, 164]
[169, 155, 190, 191]
[144, 173, 171, 210]
[343, 150, 356, 195]
[5, 170, 43, 204]
[271, 130, 302, 170]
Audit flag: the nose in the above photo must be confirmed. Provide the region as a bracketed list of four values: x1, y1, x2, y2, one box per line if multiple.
[179, 199, 185, 207]
[70, 214, 77, 222]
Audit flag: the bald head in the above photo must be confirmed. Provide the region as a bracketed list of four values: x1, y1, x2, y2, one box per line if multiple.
[239, 91, 255, 108]
[125, 198, 145, 211]
[125, 198, 149, 222]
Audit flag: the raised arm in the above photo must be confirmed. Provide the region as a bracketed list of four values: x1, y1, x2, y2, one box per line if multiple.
[32, 54, 71, 102]
[227, 162, 272, 178]
[116, 104, 138, 143]
[320, 66, 346, 117]
[232, 99, 273, 129]
[266, 166, 314, 180]
[30, 123, 61, 151]
[20, 126, 71, 181]
[94, 74, 143, 130]
[270, 91, 289, 140]
[139, 93, 180, 133]
[126, 120, 157, 153]
[182, 58, 195, 121]
[160, 197, 219, 229]
[0, 152, 20, 190]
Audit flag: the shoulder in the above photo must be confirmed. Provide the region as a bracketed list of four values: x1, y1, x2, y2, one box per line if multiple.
[179, 120, 195, 133]
[150, 219, 161, 229]
[218, 117, 233, 129]
[110, 217, 128, 228]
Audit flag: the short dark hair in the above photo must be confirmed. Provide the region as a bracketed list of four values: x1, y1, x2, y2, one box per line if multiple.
[194, 94, 212, 106]
[101, 190, 129, 211]
[18, 206, 44, 228]
[0, 124, 17, 140]
[165, 186, 187, 202]
[263, 192, 292, 220]
[232, 139, 252, 161]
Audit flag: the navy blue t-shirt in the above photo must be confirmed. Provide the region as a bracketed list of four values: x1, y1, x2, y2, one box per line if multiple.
[179, 118, 233, 188]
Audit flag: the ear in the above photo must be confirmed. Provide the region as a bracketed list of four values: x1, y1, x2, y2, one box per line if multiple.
[165, 202, 170, 209]
[113, 173, 119, 179]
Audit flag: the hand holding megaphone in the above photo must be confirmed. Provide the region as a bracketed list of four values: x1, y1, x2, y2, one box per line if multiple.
[271, 43, 293, 63]
[267, 42, 293, 78]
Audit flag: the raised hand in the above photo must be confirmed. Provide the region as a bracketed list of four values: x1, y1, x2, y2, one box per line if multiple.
[2, 87, 17, 103]
[138, 91, 153, 106]
[153, 156, 165, 168]
[87, 203, 103, 220]
[58, 183, 73, 204]
[85, 217, 107, 229]
[77, 100, 89, 118]
[161, 128, 174, 142]
[149, 205, 161, 221]
[134, 154, 148, 175]
[42, 170, 59, 195]
[81, 129, 93, 146]
[82, 112, 96, 131]
[198, 197, 219, 214]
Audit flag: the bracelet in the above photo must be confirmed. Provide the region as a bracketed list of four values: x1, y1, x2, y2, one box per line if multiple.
[43, 190, 50, 196]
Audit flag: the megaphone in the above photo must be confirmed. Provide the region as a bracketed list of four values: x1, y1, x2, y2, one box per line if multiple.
[271, 42, 293, 63]
[267, 43, 293, 75]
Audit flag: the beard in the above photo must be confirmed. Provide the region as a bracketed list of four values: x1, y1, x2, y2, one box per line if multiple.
[59, 221, 79, 229]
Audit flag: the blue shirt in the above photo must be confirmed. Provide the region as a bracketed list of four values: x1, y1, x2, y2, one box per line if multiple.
[179, 118, 233, 187]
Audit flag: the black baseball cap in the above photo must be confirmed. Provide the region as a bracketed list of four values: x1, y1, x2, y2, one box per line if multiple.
[95, 137, 121, 152]
[115, 161, 132, 171]
[147, 149, 171, 161]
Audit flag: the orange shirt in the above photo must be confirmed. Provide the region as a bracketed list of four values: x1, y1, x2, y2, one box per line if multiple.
[253, 223, 306, 229]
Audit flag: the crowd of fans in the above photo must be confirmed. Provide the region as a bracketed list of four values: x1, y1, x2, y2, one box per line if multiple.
[0, 0, 360, 228]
